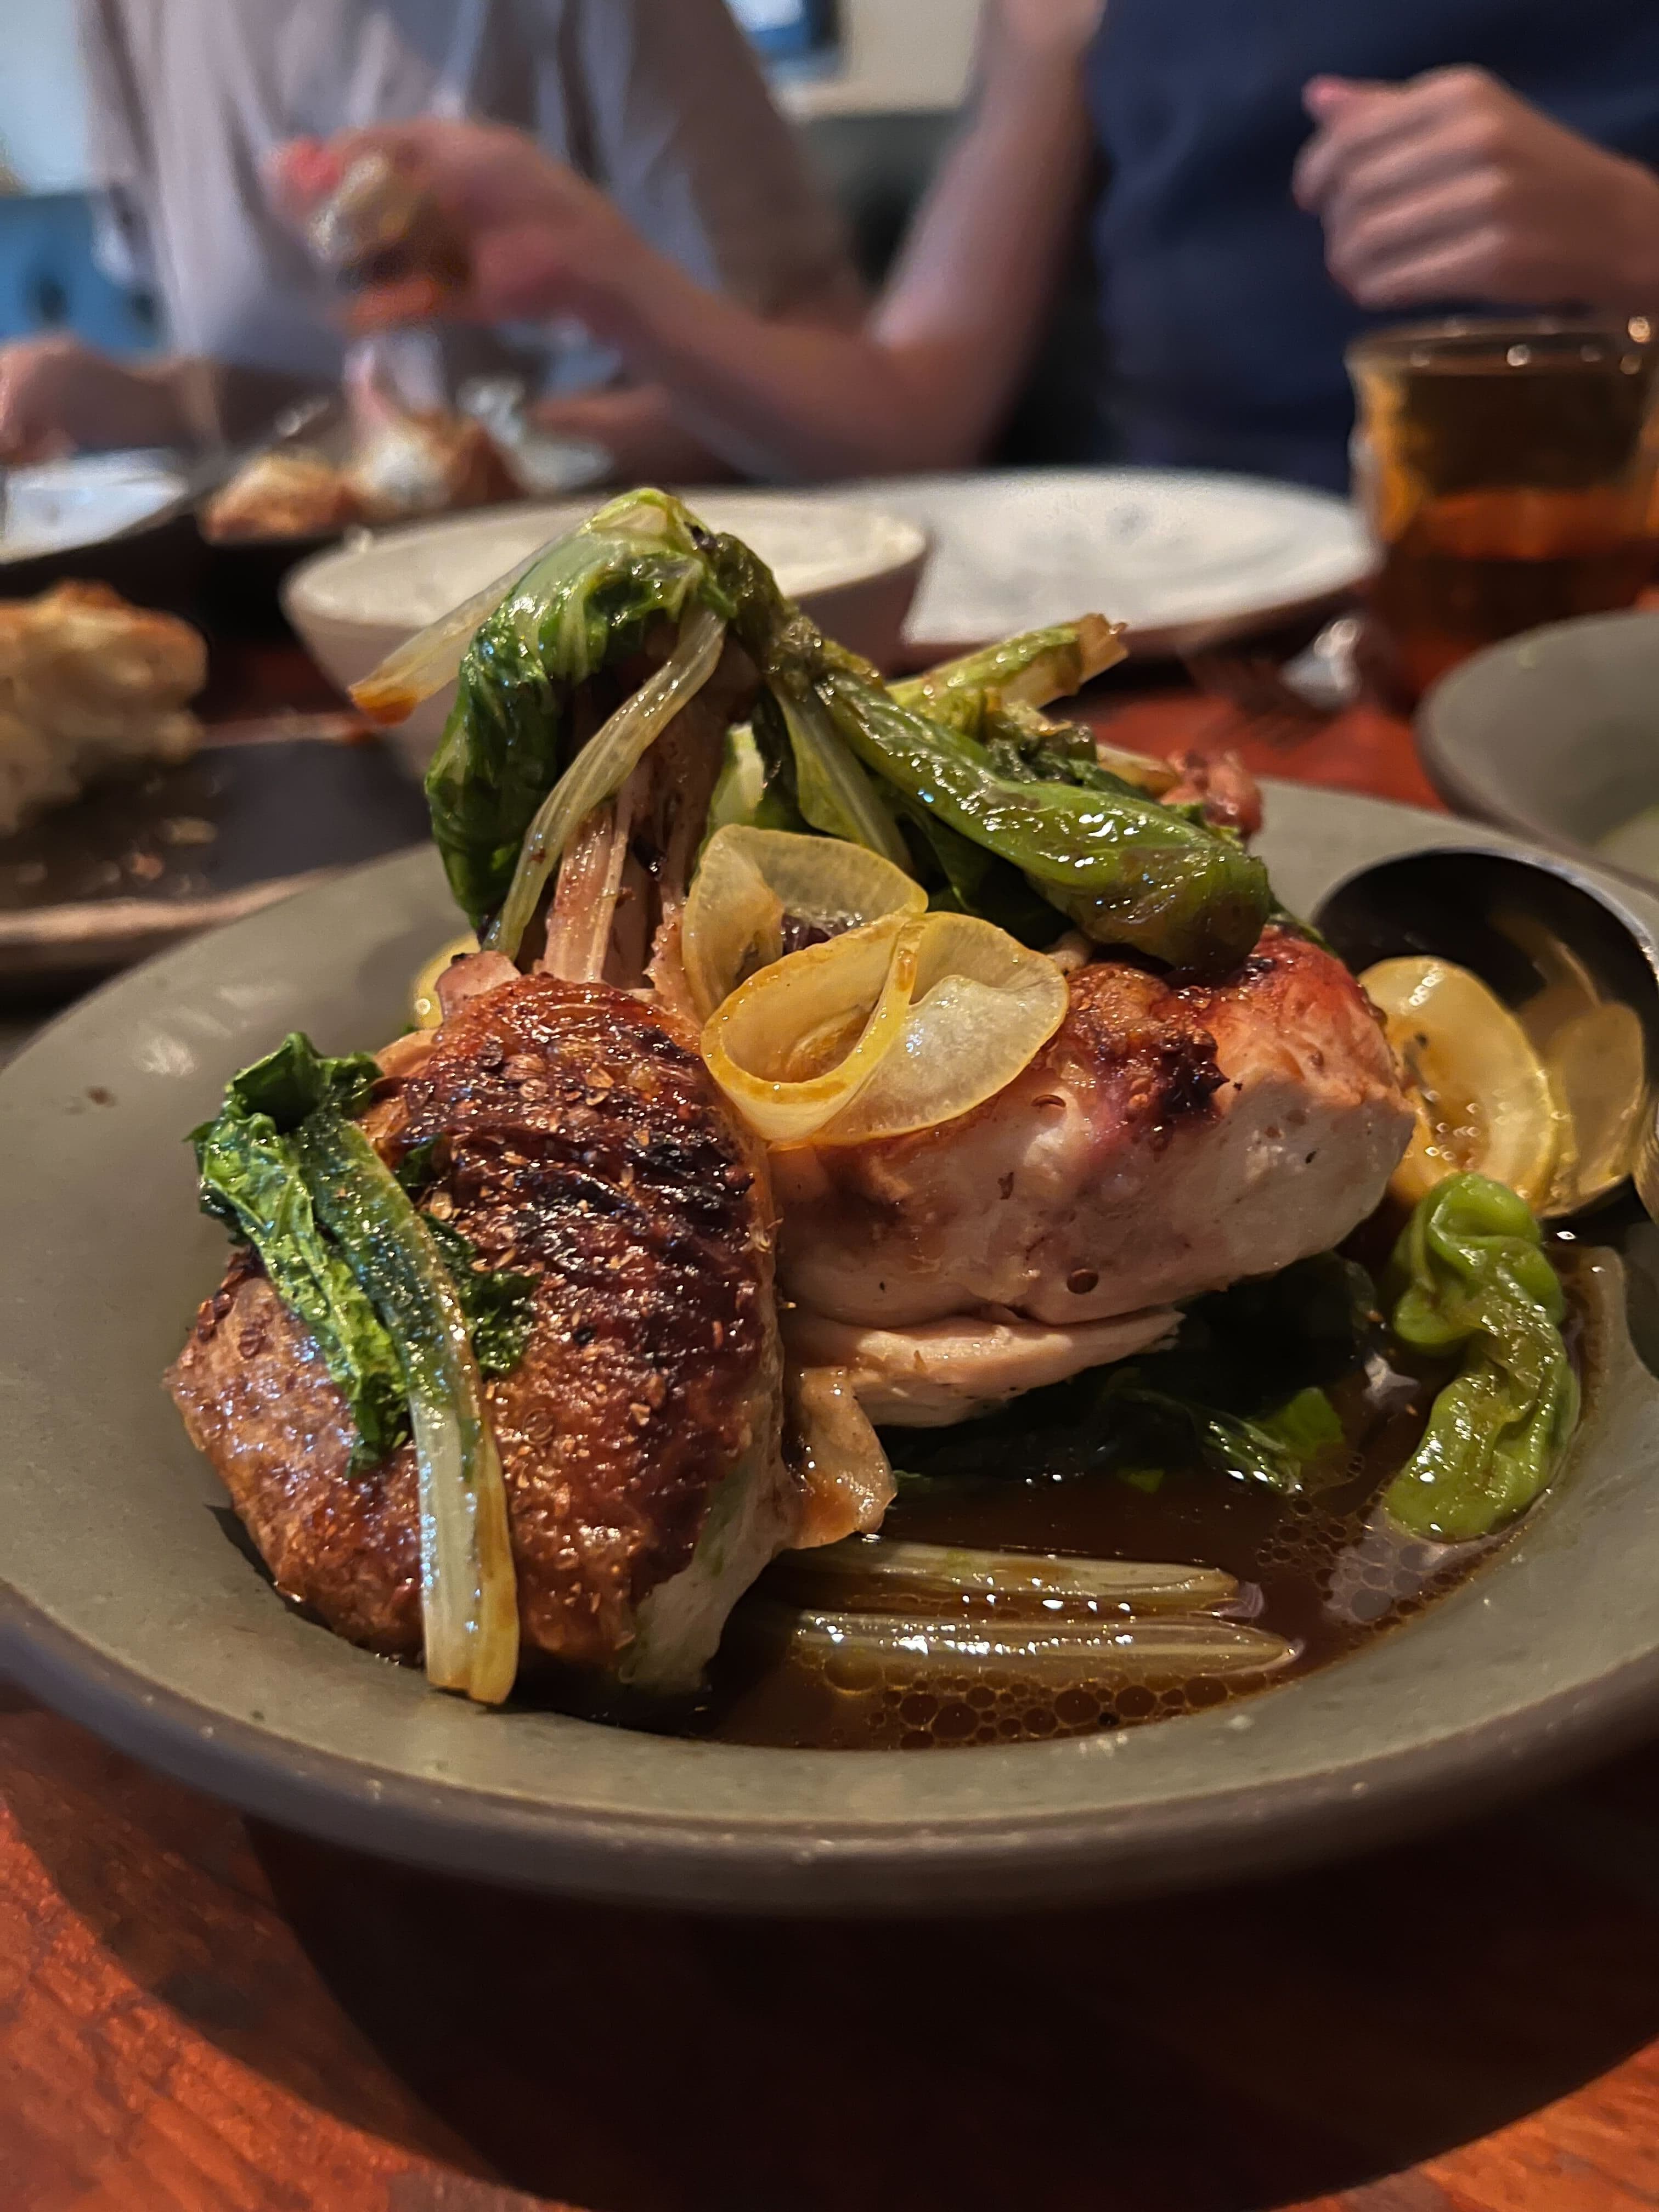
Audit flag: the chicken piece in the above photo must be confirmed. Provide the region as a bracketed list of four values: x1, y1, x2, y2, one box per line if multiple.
[340, 347, 522, 524]
[0, 581, 204, 834]
[783, 1306, 1180, 1426]
[772, 927, 1413, 1330]
[168, 973, 794, 1691]
[201, 448, 362, 541]
[786, 1367, 896, 1545]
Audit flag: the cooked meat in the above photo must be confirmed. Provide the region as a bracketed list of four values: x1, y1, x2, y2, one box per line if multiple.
[771, 927, 1414, 1329]
[169, 974, 794, 1687]
[201, 449, 362, 541]
[786, 1366, 896, 1546]
[0, 581, 204, 834]
[1162, 747, 1263, 837]
[344, 409, 521, 524]
[783, 1305, 1179, 1426]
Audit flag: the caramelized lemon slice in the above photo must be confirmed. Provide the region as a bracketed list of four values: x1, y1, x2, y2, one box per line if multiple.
[1361, 956, 1563, 1210]
[410, 934, 479, 1028]
[816, 913, 1068, 1145]
[683, 826, 925, 1020]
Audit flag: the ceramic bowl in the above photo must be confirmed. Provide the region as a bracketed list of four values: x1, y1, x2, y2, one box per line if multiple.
[1416, 610, 1659, 890]
[283, 494, 930, 774]
[5, 783, 1659, 1914]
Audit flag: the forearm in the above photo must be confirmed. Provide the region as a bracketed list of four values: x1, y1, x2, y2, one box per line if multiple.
[531, 383, 740, 484]
[596, 269, 955, 481]
[584, 26, 1093, 481]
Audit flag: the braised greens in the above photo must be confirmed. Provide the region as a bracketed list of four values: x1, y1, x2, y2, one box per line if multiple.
[419, 490, 1276, 977]
[193, 1035, 534, 1463]
[426, 491, 721, 932]
[1381, 1173, 1579, 1542]
[889, 1253, 1377, 1495]
[192, 1037, 404, 1471]
[191, 1032, 529, 1703]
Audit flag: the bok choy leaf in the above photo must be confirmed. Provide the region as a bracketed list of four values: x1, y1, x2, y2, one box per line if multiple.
[1381, 1173, 1578, 1542]
[190, 1034, 530, 1702]
[425, 489, 716, 934]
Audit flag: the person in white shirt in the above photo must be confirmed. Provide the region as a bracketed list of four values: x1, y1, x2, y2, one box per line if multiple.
[0, 0, 860, 477]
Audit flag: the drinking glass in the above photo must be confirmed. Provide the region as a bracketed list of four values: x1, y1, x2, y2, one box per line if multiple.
[1347, 317, 1659, 699]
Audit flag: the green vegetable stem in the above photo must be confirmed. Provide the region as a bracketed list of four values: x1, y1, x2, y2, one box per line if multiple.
[191, 1033, 532, 1702]
[1381, 1173, 1579, 1543]
[425, 490, 716, 933]
[812, 665, 1272, 975]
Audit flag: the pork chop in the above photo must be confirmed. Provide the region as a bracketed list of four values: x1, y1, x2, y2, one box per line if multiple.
[168, 974, 795, 1690]
[772, 927, 1413, 1330]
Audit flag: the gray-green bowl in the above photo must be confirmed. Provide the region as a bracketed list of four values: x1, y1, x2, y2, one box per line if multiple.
[1416, 608, 1659, 889]
[4, 784, 1659, 1915]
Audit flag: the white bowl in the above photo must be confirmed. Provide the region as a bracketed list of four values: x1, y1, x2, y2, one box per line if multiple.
[283, 493, 929, 776]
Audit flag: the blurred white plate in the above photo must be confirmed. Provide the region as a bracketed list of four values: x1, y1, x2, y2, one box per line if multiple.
[284, 492, 929, 774]
[851, 467, 1372, 655]
[0, 451, 191, 565]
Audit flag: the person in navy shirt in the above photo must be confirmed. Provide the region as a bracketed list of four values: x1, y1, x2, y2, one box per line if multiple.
[265, 1, 1659, 492]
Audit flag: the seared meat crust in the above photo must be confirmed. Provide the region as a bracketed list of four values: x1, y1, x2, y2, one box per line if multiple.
[773, 927, 1413, 1329]
[168, 975, 780, 1670]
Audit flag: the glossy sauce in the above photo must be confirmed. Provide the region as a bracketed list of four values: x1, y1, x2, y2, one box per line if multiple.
[681, 1248, 1595, 1752]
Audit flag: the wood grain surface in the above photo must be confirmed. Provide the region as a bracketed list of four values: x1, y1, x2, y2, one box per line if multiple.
[6, 649, 1659, 2212]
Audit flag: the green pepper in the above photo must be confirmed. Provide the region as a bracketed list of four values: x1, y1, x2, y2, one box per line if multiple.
[892, 619, 1124, 716]
[1381, 1173, 1579, 1543]
[814, 667, 1272, 974]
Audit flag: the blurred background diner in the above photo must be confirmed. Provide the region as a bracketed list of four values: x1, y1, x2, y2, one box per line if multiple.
[6, 1, 1659, 487]
[3, 0, 1659, 1014]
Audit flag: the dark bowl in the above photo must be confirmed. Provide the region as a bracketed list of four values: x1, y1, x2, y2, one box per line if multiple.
[0, 501, 208, 617]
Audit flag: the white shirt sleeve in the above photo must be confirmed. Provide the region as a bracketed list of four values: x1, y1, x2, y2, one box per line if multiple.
[75, 0, 161, 291]
[559, 0, 857, 318]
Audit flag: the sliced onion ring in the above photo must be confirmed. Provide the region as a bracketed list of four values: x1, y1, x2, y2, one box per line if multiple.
[704, 911, 1067, 1148]
[703, 912, 919, 1144]
[818, 913, 1068, 1146]
[682, 826, 926, 1020]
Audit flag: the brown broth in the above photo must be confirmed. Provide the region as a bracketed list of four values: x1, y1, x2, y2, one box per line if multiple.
[672, 1246, 1595, 1753]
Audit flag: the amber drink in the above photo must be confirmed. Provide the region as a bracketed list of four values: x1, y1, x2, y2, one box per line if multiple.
[1347, 319, 1659, 698]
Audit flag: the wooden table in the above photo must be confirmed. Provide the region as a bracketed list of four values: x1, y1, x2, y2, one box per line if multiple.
[5, 648, 1658, 2212]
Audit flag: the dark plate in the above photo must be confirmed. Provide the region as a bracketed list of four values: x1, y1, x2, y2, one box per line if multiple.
[0, 731, 433, 996]
[2, 783, 1659, 1915]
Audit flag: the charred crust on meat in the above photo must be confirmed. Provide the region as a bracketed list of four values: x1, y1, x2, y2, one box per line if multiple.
[1056, 962, 1226, 1144]
[167, 973, 778, 1673]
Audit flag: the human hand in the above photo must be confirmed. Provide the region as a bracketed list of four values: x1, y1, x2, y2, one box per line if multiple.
[1294, 67, 1659, 312]
[0, 334, 121, 460]
[267, 119, 657, 335]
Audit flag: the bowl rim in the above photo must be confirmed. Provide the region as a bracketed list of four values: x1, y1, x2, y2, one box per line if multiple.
[280, 491, 933, 631]
[4, 788, 1658, 1915]
[1414, 606, 1659, 890]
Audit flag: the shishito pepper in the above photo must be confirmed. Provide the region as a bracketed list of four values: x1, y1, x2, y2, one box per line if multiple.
[1382, 1172, 1579, 1543]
